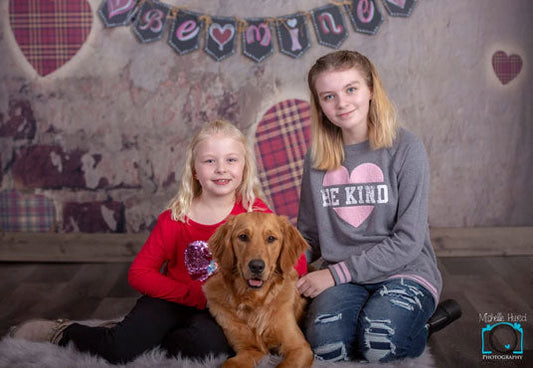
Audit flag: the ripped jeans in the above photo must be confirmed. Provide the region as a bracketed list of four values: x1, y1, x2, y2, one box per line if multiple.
[303, 278, 435, 363]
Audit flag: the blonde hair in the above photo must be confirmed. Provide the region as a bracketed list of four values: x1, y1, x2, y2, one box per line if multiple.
[167, 119, 265, 222]
[307, 50, 399, 170]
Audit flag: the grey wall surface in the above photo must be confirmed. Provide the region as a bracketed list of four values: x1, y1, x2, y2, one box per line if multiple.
[1, 0, 531, 232]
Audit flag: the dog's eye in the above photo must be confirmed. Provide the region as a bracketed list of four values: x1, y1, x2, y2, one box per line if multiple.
[238, 234, 249, 241]
[266, 235, 277, 243]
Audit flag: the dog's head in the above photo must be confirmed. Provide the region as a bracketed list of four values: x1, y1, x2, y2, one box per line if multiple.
[208, 212, 308, 289]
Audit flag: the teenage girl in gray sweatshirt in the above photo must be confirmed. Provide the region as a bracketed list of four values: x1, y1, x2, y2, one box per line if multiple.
[296, 50, 456, 363]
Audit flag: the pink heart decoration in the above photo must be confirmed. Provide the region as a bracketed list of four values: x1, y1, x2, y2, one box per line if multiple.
[209, 23, 235, 51]
[8, 0, 93, 76]
[287, 18, 298, 28]
[107, 0, 135, 18]
[323, 163, 384, 228]
[492, 51, 522, 85]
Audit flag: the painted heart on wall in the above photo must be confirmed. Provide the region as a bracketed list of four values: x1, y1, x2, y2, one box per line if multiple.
[492, 51, 523, 85]
[254, 99, 311, 225]
[8, 0, 93, 76]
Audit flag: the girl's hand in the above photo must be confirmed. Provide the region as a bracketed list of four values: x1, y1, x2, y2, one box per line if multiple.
[296, 269, 335, 298]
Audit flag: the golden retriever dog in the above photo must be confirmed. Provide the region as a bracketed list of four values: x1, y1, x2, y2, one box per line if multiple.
[203, 212, 313, 368]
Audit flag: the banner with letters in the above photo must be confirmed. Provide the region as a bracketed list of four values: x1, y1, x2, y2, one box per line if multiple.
[99, 0, 416, 62]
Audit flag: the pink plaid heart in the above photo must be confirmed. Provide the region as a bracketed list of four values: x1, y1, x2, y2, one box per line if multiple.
[9, 0, 93, 76]
[492, 51, 522, 85]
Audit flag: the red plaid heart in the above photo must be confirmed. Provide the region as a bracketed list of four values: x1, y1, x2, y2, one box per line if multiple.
[254, 99, 311, 225]
[9, 0, 93, 76]
[492, 51, 522, 85]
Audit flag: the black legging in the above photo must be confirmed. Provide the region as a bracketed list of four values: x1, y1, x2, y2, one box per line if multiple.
[59, 296, 233, 364]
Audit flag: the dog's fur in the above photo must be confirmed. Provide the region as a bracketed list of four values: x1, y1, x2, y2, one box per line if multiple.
[203, 212, 313, 368]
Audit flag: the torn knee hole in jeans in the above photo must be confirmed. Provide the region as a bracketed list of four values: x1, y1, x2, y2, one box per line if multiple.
[314, 341, 347, 361]
[314, 312, 342, 324]
[364, 317, 396, 361]
[379, 284, 423, 312]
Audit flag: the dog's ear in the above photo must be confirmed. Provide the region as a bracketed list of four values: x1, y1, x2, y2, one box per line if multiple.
[208, 216, 236, 271]
[279, 216, 310, 274]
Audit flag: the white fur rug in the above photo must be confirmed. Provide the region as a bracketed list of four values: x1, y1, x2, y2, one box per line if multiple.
[0, 336, 436, 368]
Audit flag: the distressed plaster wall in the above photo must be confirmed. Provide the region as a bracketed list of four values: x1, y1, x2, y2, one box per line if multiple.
[0, 0, 532, 233]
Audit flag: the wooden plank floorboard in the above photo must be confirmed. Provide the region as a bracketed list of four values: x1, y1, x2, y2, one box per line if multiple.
[431, 257, 532, 367]
[486, 256, 533, 307]
[0, 257, 532, 367]
[3, 227, 532, 262]
[429, 282, 479, 368]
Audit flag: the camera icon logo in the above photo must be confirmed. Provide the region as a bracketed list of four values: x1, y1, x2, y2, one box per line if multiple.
[481, 322, 523, 355]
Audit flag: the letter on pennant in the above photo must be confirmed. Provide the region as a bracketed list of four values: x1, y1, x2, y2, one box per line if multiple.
[345, 0, 383, 35]
[311, 4, 347, 49]
[242, 18, 274, 62]
[276, 13, 310, 58]
[168, 11, 203, 55]
[133, 1, 170, 43]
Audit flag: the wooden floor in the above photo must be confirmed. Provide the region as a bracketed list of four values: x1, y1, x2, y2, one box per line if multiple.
[0, 256, 532, 367]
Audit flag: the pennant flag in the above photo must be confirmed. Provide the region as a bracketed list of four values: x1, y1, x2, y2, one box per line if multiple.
[242, 18, 274, 62]
[168, 11, 203, 55]
[98, 0, 137, 27]
[133, 1, 170, 43]
[345, 0, 383, 35]
[205, 16, 237, 61]
[276, 13, 310, 59]
[311, 4, 347, 49]
[382, 0, 417, 17]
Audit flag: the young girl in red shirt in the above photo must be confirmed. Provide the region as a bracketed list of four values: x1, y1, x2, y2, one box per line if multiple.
[11, 119, 307, 363]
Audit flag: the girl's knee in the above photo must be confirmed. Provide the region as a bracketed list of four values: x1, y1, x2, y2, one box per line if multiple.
[313, 341, 349, 362]
[357, 316, 396, 362]
[306, 311, 351, 362]
[358, 316, 426, 362]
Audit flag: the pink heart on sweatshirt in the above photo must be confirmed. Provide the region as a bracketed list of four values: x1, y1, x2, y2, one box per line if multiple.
[323, 163, 384, 227]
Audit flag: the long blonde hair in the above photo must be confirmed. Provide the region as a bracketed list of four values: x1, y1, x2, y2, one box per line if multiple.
[167, 119, 265, 222]
[307, 50, 399, 170]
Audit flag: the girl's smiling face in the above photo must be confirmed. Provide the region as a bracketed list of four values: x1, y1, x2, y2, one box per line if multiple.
[314, 67, 373, 145]
[193, 134, 245, 201]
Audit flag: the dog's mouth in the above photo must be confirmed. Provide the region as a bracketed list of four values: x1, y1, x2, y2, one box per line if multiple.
[247, 277, 265, 289]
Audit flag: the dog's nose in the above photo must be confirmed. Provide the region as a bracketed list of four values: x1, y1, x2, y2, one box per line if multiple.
[248, 259, 265, 274]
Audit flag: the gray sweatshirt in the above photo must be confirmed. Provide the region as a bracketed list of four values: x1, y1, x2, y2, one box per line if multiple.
[297, 128, 442, 303]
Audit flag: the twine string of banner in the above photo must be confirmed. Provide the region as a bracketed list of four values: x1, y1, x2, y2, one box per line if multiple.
[198, 15, 212, 28]
[236, 18, 249, 35]
[137, 0, 353, 31]
[197, 15, 212, 43]
[331, 0, 352, 7]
